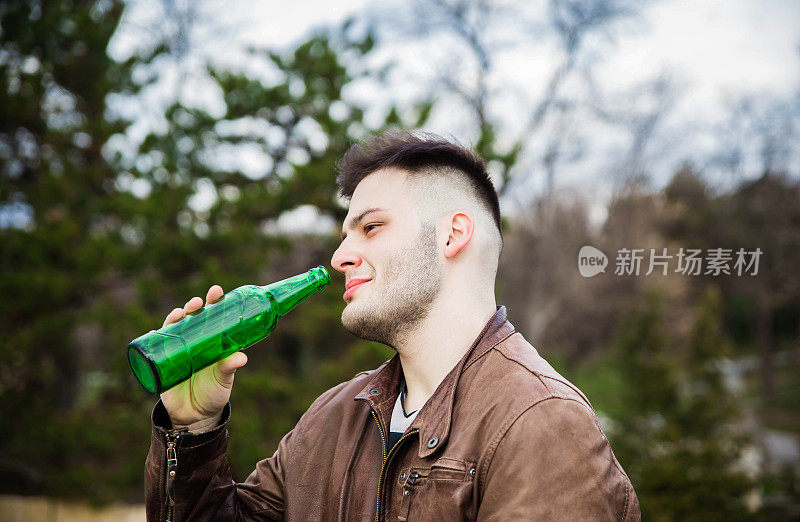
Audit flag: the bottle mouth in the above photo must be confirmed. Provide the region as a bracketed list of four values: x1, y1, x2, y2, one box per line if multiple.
[312, 265, 331, 286]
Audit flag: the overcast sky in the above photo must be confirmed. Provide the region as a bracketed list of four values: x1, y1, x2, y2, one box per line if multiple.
[236, 0, 800, 100]
[107, 0, 800, 226]
[113, 0, 799, 107]
[603, 0, 799, 113]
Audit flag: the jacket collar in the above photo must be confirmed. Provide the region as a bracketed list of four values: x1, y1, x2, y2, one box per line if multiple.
[354, 306, 516, 458]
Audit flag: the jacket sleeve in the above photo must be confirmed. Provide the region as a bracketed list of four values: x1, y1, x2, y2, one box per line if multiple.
[477, 397, 640, 522]
[145, 400, 293, 521]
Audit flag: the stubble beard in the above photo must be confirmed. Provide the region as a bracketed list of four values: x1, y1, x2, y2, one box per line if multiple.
[341, 223, 441, 348]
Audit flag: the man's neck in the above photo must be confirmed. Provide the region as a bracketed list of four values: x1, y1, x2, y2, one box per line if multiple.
[395, 297, 497, 413]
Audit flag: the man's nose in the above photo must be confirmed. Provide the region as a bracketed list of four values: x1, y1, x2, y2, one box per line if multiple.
[331, 242, 362, 274]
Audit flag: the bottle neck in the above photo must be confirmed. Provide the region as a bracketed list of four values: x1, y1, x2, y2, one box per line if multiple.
[260, 266, 330, 317]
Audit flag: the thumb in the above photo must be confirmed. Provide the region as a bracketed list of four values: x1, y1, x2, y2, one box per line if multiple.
[214, 351, 248, 386]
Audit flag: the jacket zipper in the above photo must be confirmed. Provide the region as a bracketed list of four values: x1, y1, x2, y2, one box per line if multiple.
[164, 427, 188, 522]
[371, 410, 419, 522]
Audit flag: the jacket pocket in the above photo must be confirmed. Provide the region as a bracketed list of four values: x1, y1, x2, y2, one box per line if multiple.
[429, 457, 471, 481]
[400, 458, 477, 521]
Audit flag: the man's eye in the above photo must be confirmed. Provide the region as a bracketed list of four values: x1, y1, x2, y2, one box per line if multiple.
[364, 223, 380, 234]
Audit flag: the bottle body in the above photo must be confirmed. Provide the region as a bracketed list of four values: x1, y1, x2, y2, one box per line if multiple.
[127, 266, 329, 394]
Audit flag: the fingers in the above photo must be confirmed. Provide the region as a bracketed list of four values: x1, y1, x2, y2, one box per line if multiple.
[162, 285, 223, 327]
[163, 307, 185, 327]
[206, 285, 224, 304]
[183, 296, 203, 315]
[162, 295, 203, 327]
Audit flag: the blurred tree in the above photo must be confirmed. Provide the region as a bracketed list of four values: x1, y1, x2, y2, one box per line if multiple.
[0, 0, 137, 499]
[611, 289, 756, 521]
[370, 0, 655, 201]
[0, 0, 405, 502]
[664, 167, 800, 406]
[724, 173, 800, 407]
[110, 25, 406, 479]
[498, 182, 697, 366]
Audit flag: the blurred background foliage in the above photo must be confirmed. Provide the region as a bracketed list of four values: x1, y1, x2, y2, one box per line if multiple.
[1, 0, 799, 519]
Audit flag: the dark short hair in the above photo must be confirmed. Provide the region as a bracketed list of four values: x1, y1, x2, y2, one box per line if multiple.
[336, 130, 502, 236]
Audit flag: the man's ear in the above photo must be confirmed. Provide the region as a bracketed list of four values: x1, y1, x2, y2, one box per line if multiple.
[444, 212, 475, 258]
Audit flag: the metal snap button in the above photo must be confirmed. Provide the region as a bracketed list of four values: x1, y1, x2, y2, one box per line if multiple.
[169, 470, 176, 477]
[469, 467, 476, 478]
[427, 437, 438, 448]
[403, 490, 410, 496]
[370, 389, 380, 396]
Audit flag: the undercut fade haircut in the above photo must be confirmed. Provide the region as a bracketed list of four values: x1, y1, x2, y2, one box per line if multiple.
[336, 130, 502, 237]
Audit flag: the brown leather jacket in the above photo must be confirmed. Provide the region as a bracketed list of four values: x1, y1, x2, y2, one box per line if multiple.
[145, 307, 640, 521]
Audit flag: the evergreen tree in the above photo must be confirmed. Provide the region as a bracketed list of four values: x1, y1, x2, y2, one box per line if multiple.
[611, 288, 755, 521]
[0, 0, 137, 499]
[1, 2, 416, 501]
[112, 24, 413, 481]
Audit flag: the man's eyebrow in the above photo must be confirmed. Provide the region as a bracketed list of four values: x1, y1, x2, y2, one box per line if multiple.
[340, 207, 386, 240]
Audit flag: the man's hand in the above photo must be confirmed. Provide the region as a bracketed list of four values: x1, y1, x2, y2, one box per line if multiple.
[159, 285, 248, 433]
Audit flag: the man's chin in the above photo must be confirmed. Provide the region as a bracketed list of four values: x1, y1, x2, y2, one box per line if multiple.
[340, 303, 389, 343]
[340, 301, 365, 329]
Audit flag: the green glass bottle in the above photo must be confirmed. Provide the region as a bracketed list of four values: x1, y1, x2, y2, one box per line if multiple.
[127, 266, 330, 394]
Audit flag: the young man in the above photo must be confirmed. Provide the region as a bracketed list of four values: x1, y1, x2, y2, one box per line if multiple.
[145, 131, 640, 521]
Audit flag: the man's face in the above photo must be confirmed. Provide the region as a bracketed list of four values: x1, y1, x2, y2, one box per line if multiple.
[330, 168, 442, 346]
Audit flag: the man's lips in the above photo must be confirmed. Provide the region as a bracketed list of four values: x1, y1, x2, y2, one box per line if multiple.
[343, 278, 371, 300]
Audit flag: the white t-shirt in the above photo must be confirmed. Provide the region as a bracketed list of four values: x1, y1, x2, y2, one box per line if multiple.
[388, 377, 421, 449]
